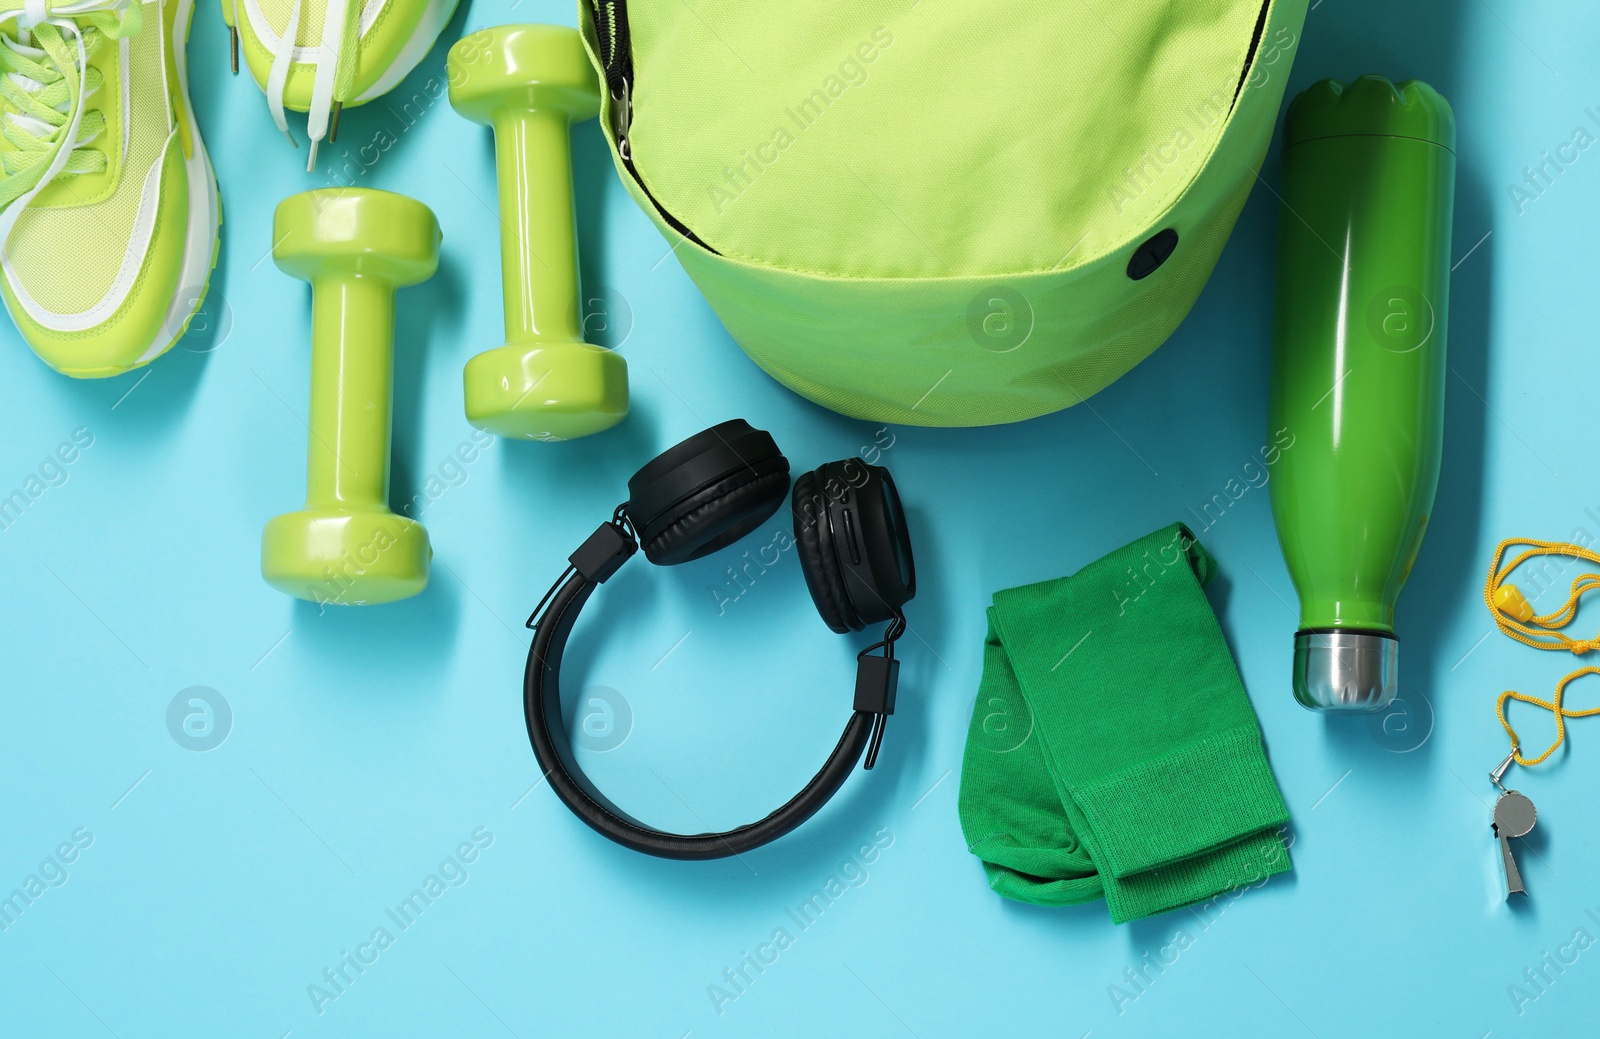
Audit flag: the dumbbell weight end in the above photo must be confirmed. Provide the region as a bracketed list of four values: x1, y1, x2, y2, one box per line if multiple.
[463, 342, 627, 442]
[263, 510, 432, 606]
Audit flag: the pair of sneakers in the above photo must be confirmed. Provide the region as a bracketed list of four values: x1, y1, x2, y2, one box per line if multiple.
[0, 0, 455, 378]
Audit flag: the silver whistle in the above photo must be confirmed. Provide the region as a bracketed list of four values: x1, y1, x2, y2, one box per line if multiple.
[1490, 749, 1536, 899]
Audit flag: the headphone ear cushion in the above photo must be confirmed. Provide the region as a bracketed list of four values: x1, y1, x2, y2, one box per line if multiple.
[639, 457, 791, 565]
[792, 469, 856, 634]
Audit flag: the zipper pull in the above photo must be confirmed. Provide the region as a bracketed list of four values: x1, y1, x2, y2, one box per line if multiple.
[611, 77, 633, 160]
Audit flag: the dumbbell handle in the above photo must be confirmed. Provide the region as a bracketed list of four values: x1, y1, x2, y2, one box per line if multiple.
[492, 107, 583, 346]
[305, 274, 395, 509]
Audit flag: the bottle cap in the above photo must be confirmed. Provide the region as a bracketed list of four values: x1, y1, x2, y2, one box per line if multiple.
[1293, 630, 1399, 711]
[1285, 76, 1455, 152]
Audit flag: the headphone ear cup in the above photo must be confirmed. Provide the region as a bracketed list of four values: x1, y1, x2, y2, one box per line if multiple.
[792, 469, 856, 634]
[638, 457, 791, 565]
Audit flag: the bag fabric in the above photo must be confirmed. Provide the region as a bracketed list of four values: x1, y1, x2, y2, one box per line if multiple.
[581, 0, 1308, 426]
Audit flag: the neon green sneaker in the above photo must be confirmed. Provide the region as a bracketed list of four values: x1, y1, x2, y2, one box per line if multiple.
[222, 0, 460, 171]
[0, 0, 220, 379]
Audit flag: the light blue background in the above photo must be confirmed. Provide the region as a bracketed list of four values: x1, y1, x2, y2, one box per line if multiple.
[4, 0, 1600, 1036]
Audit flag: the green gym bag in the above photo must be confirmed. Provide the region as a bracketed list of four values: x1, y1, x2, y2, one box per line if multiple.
[581, 0, 1309, 426]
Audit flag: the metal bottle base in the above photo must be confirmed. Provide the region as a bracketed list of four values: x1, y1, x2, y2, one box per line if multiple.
[1292, 630, 1398, 711]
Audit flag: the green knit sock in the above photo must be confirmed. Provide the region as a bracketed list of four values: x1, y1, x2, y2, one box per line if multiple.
[958, 523, 1292, 923]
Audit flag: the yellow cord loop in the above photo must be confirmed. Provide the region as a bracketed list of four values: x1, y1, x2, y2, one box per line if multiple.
[1497, 667, 1600, 767]
[1483, 537, 1600, 653]
[1486, 538, 1600, 768]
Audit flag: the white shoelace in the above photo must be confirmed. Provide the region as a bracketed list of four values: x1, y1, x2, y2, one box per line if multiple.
[0, 0, 138, 240]
[248, 0, 356, 171]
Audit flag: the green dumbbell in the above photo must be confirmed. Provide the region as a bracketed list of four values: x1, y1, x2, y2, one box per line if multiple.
[261, 189, 440, 606]
[448, 24, 628, 442]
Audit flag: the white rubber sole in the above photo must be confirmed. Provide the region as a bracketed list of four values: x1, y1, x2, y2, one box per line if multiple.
[355, 0, 459, 102]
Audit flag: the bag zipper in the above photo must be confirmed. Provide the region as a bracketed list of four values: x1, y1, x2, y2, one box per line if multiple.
[590, 0, 715, 253]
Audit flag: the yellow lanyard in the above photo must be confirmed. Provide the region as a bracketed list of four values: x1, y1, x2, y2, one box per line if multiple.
[1485, 538, 1600, 766]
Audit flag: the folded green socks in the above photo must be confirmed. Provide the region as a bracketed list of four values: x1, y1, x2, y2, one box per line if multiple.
[959, 524, 1291, 923]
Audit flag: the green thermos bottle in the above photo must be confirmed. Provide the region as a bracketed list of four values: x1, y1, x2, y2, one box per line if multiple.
[1268, 77, 1456, 711]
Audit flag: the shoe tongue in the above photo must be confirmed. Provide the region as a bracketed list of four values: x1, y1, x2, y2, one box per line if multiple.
[259, 0, 333, 45]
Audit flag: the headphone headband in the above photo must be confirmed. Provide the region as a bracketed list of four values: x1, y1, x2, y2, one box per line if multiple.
[521, 421, 915, 860]
[524, 549, 878, 860]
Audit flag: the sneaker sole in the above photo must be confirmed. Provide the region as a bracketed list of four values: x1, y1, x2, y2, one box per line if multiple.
[138, 0, 223, 365]
[354, 0, 460, 103]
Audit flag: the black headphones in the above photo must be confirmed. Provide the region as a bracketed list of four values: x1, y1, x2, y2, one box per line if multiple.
[523, 420, 916, 860]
